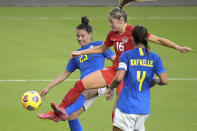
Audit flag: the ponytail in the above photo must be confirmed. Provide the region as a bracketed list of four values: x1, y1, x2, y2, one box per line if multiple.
[119, 0, 153, 9]
[132, 25, 150, 56]
[143, 38, 149, 56]
[119, 0, 134, 9]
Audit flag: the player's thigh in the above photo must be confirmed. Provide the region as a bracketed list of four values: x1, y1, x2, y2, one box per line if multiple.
[134, 114, 149, 131]
[68, 106, 85, 120]
[82, 70, 107, 89]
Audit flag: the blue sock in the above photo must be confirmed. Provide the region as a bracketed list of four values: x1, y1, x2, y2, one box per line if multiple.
[68, 119, 82, 131]
[65, 94, 85, 115]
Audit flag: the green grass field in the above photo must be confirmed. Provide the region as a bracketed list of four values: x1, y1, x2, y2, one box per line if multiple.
[0, 6, 197, 131]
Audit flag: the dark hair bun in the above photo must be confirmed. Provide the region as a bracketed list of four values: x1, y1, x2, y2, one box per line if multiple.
[81, 17, 89, 25]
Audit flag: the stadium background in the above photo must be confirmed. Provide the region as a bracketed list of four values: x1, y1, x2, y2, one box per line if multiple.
[0, 0, 197, 131]
[0, 0, 197, 6]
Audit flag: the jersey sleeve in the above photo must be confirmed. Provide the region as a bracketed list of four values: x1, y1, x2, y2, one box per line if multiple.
[104, 31, 113, 47]
[66, 58, 78, 73]
[117, 52, 128, 71]
[103, 48, 114, 59]
[154, 56, 165, 76]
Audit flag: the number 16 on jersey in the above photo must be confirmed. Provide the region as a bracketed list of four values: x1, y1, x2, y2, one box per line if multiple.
[116, 42, 124, 52]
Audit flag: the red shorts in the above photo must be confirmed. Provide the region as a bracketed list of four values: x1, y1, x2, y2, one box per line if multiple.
[100, 66, 123, 95]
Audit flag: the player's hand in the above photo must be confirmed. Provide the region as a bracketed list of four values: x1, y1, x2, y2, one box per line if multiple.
[105, 88, 114, 102]
[150, 78, 159, 88]
[178, 46, 193, 53]
[70, 51, 82, 59]
[40, 87, 50, 98]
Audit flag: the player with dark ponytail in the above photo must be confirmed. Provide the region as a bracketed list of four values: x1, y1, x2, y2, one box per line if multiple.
[132, 25, 149, 56]
[106, 25, 168, 131]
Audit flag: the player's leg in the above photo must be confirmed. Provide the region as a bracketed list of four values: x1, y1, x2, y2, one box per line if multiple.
[59, 70, 108, 109]
[50, 89, 98, 121]
[113, 108, 136, 131]
[82, 88, 98, 99]
[82, 70, 107, 89]
[134, 114, 149, 131]
[64, 89, 98, 117]
[112, 95, 119, 121]
[37, 89, 97, 121]
[38, 87, 104, 121]
[68, 119, 82, 131]
[112, 81, 123, 121]
[64, 88, 107, 120]
[51, 67, 114, 120]
[68, 107, 84, 131]
[67, 87, 107, 118]
[68, 88, 106, 131]
[51, 87, 107, 121]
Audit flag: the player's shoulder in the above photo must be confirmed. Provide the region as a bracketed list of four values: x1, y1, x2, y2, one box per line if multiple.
[121, 49, 135, 57]
[88, 41, 104, 49]
[91, 41, 104, 46]
[127, 24, 134, 30]
[148, 51, 161, 59]
[124, 24, 134, 35]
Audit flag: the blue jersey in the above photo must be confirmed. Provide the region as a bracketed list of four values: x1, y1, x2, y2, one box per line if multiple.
[66, 41, 114, 79]
[116, 48, 165, 114]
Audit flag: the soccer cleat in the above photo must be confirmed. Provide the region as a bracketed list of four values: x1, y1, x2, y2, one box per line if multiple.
[51, 102, 68, 121]
[37, 111, 60, 122]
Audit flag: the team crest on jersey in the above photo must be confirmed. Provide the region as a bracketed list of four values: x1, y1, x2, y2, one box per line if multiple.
[89, 45, 94, 49]
[122, 37, 128, 43]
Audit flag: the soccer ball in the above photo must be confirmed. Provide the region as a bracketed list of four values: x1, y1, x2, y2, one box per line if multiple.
[22, 91, 42, 111]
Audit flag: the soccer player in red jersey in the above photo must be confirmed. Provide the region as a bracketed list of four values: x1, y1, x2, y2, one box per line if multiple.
[40, 3, 193, 122]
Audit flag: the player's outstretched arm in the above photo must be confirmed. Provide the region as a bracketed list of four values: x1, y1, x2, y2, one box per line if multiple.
[40, 70, 71, 98]
[148, 34, 193, 53]
[71, 44, 109, 58]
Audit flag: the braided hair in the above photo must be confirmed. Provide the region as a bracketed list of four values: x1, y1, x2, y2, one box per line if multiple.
[132, 25, 150, 56]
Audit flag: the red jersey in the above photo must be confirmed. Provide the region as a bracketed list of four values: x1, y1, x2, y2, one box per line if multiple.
[104, 24, 151, 71]
[104, 24, 134, 71]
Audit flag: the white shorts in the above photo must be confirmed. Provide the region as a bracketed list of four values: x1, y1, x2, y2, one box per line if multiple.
[113, 108, 149, 131]
[83, 87, 107, 111]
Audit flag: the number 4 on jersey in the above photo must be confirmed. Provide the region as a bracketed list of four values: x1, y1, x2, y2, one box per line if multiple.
[137, 71, 146, 91]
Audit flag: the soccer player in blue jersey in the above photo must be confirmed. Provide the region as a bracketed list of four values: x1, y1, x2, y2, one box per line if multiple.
[106, 25, 168, 131]
[38, 17, 115, 131]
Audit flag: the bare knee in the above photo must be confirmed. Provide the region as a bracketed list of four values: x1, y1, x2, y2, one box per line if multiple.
[68, 113, 79, 120]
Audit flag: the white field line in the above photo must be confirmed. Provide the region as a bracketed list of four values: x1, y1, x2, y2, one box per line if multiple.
[0, 16, 197, 20]
[0, 78, 196, 82]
